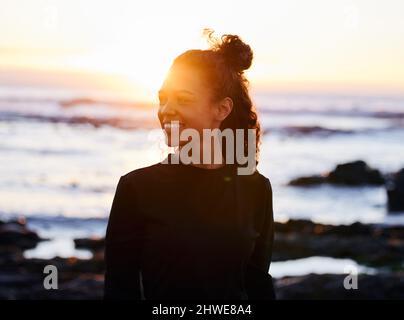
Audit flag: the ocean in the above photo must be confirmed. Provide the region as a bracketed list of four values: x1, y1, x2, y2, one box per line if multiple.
[1, 85, 403, 274]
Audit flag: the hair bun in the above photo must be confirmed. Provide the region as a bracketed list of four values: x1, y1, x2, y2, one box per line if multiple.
[204, 30, 253, 73]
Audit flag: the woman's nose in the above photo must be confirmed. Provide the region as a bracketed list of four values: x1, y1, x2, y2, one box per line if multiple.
[159, 100, 177, 117]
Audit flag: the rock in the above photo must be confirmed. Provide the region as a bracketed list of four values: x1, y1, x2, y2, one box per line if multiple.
[274, 219, 377, 237]
[273, 219, 404, 266]
[387, 168, 404, 212]
[283, 125, 354, 136]
[327, 160, 385, 186]
[74, 237, 105, 251]
[275, 273, 404, 299]
[0, 218, 44, 250]
[273, 233, 404, 266]
[288, 175, 326, 186]
[288, 160, 385, 186]
[0, 255, 105, 299]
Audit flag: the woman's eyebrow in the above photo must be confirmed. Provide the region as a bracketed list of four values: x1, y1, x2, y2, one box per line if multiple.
[175, 90, 195, 95]
[159, 89, 195, 95]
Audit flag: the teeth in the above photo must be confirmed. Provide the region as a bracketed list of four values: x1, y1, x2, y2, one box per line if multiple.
[164, 122, 183, 129]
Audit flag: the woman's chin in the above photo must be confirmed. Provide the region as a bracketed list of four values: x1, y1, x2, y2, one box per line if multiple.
[164, 135, 179, 147]
[164, 130, 187, 147]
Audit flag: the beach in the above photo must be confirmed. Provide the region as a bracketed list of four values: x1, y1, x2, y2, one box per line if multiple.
[1, 87, 404, 299]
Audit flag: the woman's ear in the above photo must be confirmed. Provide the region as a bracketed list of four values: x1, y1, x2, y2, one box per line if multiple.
[215, 97, 233, 121]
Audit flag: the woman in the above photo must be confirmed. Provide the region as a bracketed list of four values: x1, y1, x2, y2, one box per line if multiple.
[104, 31, 276, 300]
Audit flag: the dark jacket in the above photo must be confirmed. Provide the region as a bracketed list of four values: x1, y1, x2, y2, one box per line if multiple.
[104, 157, 276, 300]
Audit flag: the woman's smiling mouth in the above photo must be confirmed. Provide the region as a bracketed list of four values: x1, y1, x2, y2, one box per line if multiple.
[163, 121, 185, 132]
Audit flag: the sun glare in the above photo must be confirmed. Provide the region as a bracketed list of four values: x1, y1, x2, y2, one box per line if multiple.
[78, 20, 207, 101]
[1, 0, 404, 98]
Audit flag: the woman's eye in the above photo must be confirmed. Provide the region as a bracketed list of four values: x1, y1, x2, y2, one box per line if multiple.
[177, 97, 190, 105]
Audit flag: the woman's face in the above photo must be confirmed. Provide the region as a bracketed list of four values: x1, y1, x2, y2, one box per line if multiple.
[158, 64, 229, 147]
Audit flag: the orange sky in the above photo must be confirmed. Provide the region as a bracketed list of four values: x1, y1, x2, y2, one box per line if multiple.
[1, 0, 404, 101]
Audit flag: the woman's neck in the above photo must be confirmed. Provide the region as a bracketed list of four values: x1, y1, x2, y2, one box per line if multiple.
[190, 162, 225, 169]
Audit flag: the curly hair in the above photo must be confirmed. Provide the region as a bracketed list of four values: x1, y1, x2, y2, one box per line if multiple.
[171, 29, 262, 165]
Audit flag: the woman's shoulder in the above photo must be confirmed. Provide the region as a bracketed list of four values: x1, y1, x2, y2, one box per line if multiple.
[120, 161, 167, 183]
[256, 171, 272, 190]
[240, 168, 271, 187]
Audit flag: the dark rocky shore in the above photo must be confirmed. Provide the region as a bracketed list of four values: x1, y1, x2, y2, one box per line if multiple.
[288, 160, 404, 212]
[288, 160, 385, 186]
[275, 273, 404, 299]
[0, 218, 104, 299]
[273, 219, 404, 267]
[1, 217, 404, 299]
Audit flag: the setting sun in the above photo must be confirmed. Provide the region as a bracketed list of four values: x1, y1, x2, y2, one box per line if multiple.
[1, 0, 404, 99]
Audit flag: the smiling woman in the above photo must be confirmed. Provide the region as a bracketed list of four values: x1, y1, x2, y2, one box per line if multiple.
[104, 30, 276, 300]
[158, 31, 261, 167]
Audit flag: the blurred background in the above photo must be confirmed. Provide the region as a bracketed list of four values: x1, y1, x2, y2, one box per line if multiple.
[1, 0, 404, 299]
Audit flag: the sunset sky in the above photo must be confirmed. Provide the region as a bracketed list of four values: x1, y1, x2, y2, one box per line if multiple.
[1, 0, 404, 100]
